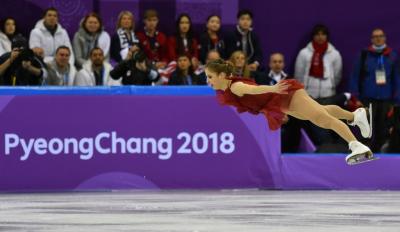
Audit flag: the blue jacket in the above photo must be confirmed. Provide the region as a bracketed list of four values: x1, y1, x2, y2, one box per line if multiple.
[349, 47, 400, 103]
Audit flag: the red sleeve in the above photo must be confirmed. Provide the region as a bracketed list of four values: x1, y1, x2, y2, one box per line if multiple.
[168, 36, 177, 62]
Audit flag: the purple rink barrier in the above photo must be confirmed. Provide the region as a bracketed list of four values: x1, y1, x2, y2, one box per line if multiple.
[0, 86, 399, 191]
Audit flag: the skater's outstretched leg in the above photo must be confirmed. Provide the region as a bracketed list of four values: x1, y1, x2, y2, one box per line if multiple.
[286, 89, 355, 143]
[285, 89, 373, 164]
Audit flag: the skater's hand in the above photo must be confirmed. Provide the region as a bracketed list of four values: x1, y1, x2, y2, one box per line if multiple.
[272, 81, 289, 94]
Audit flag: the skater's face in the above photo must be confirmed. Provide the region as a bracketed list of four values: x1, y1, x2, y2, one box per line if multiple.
[205, 69, 227, 90]
[269, 53, 285, 73]
[371, 29, 386, 46]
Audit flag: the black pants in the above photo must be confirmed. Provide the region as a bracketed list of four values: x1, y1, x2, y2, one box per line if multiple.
[361, 99, 392, 153]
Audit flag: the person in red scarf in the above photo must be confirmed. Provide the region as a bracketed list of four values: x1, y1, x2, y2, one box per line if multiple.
[205, 59, 375, 165]
[294, 24, 349, 150]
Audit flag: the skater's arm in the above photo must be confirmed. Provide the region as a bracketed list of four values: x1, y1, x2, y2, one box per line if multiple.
[230, 81, 289, 97]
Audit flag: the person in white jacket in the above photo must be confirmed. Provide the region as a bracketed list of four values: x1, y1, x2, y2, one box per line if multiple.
[0, 17, 18, 56]
[73, 12, 111, 70]
[295, 24, 342, 99]
[45, 46, 76, 86]
[29, 7, 74, 66]
[74, 47, 120, 86]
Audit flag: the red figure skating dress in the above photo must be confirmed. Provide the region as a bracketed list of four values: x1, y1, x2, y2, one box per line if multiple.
[217, 77, 304, 130]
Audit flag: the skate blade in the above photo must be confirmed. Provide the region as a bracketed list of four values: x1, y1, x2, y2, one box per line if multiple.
[347, 156, 379, 166]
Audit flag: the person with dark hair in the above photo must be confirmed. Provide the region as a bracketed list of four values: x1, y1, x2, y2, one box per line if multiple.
[205, 59, 376, 165]
[46, 46, 76, 86]
[29, 7, 74, 66]
[349, 28, 400, 152]
[294, 24, 345, 147]
[0, 17, 18, 56]
[225, 9, 263, 71]
[110, 50, 159, 85]
[73, 12, 111, 70]
[168, 14, 199, 68]
[199, 15, 225, 64]
[0, 35, 46, 86]
[136, 9, 168, 69]
[74, 47, 117, 86]
[168, 54, 205, 85]
[110, 11, 140, 62]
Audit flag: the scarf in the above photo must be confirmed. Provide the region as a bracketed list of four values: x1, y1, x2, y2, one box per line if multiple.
[309, 41, 328, 78]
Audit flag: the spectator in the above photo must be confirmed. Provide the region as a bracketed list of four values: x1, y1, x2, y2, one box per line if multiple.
[0, 17, 18, 56]
[199, 15, 225, 64]
[349, 28, 400, 152]
[253, 53, 288, 85]
[295, 24, 348, 149]
[0, 35, 46, 86]
[110, 50, 159, 85]
[73, 12, 111, 70]
[168, 54, 205, 85]
[168, 14, 199, 68]
[229, 50, 252, 78]
[225, 9, 262, 71]
[110, 11, 140, 62]
[295, 24, 342, 100]
[29, 7, 74, 65]
[199, 49, 221, 83]
[136, 9, 168, 69]
[74, 47, 118, 86]
[46, 46, 76, 86]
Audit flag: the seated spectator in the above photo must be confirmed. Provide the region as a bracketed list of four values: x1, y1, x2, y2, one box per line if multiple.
[110, 50, 159, 85]
[0, 17, 18, 56]
[349, 28, 400, 152]
[110, 11, 140, 62]
[198, 49, 221, 83]
[168, 13, 199, 68]
[73, 12, 111, 70]
[225, 9, 262, 71]
[74, 47, 118, 86]
[229, 50, 252, 78]
[0, 35, 46, 86]
[29, 7, 74, 65]
[168, 54, 205, 85]
[46, 46, 76, 86]
[199, 15, 225, 64]
[136, 9, 168, 69]
[253, 53, 287, 85]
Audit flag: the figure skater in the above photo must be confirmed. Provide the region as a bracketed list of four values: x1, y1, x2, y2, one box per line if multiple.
[205, 59, 375, 165]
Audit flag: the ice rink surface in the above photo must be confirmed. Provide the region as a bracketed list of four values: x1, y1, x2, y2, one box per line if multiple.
[1, 190, 400, 232]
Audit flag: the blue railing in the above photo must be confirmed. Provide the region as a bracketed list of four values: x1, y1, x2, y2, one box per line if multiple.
[0, 86, 216, 96]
